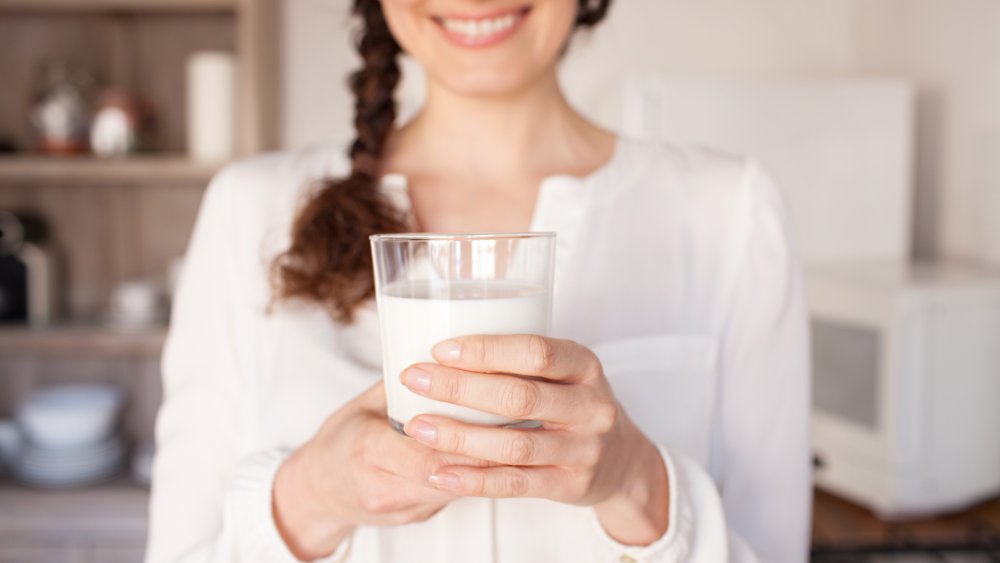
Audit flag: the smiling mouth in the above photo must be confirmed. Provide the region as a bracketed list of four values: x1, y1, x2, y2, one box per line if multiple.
[431, 6, 532, 48]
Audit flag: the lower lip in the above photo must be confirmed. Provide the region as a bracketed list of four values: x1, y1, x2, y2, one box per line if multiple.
[434, 8, 530, 48]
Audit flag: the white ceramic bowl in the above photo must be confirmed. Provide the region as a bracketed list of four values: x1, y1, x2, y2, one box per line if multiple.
[16, 385, 124, 449]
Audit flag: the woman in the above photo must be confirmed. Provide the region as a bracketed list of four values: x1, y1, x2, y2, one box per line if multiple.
[147, 0, 811, 561]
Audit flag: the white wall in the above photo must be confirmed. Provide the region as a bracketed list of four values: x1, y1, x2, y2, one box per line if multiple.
[280, 0, 426, 151]
[280, 0, 1000, 265]
[851, 0, 1000, 262]
[281, 0, 355, 151]
[558, 0, 855, 129]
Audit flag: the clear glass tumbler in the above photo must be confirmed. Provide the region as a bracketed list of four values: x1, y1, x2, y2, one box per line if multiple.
[370, 232, 556, 433]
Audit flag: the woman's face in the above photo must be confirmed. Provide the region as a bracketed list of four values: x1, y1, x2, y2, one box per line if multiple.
[380, 0, 578, 96]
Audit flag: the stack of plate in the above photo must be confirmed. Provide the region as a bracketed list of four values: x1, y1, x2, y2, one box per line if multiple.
[12, 434, 126, 488]
[10, 384, 126, 488]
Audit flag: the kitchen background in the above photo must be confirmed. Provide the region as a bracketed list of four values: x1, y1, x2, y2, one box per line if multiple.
[1, 0, 999, 561]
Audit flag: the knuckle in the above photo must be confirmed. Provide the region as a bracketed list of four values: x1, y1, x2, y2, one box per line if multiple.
[527, 335, 556, 373]
[436, 372, 463, 403]
[501, 379, 541, 419]
[470, 473, 489, 496]
[442, 426, 467, 454]
[502, 472, 530, 497]
[470, 335, 490, 365]
[592, 401, 619, 432]
[502, 433, 538, 465]
[360, 492, 395, 515]
[583, 347, 603, 378]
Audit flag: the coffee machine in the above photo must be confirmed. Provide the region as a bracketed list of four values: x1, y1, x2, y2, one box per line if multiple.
[0, 210, 57, 326]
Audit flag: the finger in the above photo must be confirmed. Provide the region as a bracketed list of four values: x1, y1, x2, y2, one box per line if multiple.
[404, 415, 597, 467]
[355, 470, 455, 523]
[431, 335, 599, 383]
[393, 503, 448, 526]
[370, 419, 499, 485]
[400, 363, 594, 423]
[426, 465, 566, 499]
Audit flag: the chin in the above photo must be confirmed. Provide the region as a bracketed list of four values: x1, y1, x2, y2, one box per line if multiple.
[432, 62, 551, 98]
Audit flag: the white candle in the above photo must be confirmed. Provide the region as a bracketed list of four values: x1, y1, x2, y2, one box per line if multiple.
[186, 51, 236, 162]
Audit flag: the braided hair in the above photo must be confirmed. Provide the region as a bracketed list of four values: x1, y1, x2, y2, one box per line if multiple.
[273, 0, 614, 323]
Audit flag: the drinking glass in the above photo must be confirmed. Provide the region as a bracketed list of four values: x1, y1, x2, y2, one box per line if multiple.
[370, 232, 556, 433]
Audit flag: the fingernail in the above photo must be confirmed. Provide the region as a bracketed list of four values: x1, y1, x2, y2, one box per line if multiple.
[402, 366, 431, 393]
[433, 340, 462, 362]
[429, 471, 462, 489]
[406, 419, 437, 444]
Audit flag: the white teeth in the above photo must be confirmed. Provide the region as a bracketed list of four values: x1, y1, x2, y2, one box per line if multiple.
[441, 12, 519, 40]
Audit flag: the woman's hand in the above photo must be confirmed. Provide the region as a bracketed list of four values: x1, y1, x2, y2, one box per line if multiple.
[273, 382, 494, 560]
[399, 335, 671, 546]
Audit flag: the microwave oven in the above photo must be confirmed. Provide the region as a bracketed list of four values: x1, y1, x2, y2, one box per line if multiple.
[808, 260, 1000, 518]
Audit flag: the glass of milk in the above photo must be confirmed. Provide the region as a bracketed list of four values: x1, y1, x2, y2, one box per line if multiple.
[370, 232, 555, 433]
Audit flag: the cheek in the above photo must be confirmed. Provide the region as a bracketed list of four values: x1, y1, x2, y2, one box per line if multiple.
[529, 0, 578, 58]
[380, 0, 429, 53]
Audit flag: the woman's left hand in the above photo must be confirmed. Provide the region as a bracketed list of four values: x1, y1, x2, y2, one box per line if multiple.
[400, 334, 671, 546]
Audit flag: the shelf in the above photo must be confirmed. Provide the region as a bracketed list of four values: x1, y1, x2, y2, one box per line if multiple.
[0, 476, 148, 537]
[0, 154, 223, 185]
[0, 0, 235, 14]
[0, 324, 167, 356]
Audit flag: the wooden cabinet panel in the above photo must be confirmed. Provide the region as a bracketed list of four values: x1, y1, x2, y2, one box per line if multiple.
[0, 183, 205, 319]
[0, 546, 81, 563]
[92, 545, 147, 563]
[0, 13, 234, 154]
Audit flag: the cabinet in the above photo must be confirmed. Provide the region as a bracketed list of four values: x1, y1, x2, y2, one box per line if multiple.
[0, 0, 279, 557]
[0, 478, 149, 561]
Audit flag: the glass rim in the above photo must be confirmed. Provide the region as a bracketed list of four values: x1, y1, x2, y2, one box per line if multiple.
[370, 231, 555, 242]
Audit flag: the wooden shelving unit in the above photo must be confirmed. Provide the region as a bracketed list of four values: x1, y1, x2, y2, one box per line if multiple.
[0, 477, 149, 536]
[0, 476, 148, 559]
[0, 0, 278, 169]
[0, 324, 167, 355]
[0, 0, 234, 13]
[0, 154, 222, 184]
[0, 0, 279, 554]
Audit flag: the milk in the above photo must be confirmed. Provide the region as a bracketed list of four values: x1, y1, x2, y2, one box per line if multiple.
[376, 279, 551, 429]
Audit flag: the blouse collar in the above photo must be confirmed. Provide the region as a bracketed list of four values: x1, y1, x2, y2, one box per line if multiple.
[369, 134, 637, 216]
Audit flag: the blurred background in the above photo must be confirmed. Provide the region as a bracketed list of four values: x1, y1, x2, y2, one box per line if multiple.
[1, 0, 1000, 561]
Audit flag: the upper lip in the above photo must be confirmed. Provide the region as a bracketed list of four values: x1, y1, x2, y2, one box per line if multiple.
[431, 5, 531, 22]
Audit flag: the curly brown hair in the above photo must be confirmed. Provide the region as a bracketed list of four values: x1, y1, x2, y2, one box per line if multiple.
[272, 0, 614, 323]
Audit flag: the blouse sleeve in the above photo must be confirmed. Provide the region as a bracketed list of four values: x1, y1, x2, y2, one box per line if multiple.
[145, 167, 353, 563]
[710, 162, 812, 562]
[590, 162, 812, 562]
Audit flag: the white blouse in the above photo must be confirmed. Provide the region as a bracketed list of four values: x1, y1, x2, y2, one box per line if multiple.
[146, 137, 812, 563]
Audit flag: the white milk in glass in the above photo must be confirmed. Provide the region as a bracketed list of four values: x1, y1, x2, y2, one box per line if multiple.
[377, 279, 550, 428]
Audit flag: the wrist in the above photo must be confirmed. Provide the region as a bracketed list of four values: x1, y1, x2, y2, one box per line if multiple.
[273, 446, 355, 560]
[594, 437, 670, 546]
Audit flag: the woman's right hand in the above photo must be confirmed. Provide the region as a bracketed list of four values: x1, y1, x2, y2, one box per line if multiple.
[272, 382, 485, 560]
